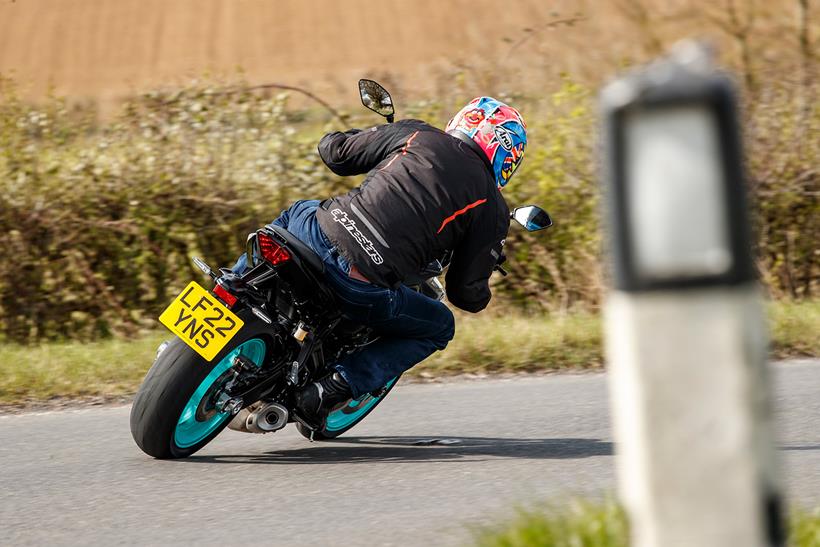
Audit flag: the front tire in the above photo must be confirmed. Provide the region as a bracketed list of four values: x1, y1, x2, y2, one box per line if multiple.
[296, 376, 400, 441]
[130, 311, 272, 459]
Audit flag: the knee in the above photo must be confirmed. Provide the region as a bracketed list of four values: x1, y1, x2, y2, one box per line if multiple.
[432, 307, 455, 350]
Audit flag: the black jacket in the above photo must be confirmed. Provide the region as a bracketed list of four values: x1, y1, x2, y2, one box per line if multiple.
[315, 119, 509, 313]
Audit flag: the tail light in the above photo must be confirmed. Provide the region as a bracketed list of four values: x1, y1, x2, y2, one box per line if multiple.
[213, 283, 237, 308]
[257, 232, 291, 265]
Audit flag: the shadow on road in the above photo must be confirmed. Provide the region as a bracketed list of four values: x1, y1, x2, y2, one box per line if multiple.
[781, 444, 820, 451]
[182, 436, 613, 465]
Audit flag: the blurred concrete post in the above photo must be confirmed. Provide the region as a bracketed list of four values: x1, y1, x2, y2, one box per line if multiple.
[599, 42, 785, 547]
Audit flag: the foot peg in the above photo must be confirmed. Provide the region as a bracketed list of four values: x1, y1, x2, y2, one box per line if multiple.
[291, 412, 319, 442]
[370, 386, 388, 398]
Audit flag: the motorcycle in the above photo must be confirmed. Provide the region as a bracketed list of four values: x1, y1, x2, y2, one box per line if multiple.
[130, 80, 553, 459]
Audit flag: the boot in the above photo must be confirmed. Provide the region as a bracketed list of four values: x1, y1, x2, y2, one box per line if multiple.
[294, 372, 352, 426]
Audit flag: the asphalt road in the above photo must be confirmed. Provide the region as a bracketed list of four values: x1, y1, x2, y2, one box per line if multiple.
[1, 360, 818, 546]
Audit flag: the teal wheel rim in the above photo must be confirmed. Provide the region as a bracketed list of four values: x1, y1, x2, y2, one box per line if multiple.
[173, 338, 266, 449]
[325, 377, 397, 432]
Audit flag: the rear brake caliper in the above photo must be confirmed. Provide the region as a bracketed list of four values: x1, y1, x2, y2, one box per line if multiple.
[232, 354, 258, 374]
[213, 353, 261, 415]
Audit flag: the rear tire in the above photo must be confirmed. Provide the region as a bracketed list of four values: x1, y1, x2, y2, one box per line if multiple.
[296, 376, 400, 441]
[130, 310, 273, 459]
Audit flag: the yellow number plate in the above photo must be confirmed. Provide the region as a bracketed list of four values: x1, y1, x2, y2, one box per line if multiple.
[159, 281, 245, 361]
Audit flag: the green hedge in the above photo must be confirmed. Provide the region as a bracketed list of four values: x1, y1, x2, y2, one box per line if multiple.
[0, 74, 816, 342]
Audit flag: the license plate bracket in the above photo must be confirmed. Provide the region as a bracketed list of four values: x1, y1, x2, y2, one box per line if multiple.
[159, 281, 245, 361]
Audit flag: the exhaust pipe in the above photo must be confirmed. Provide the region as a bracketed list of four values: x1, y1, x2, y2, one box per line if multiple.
[228, 402, 289, 434]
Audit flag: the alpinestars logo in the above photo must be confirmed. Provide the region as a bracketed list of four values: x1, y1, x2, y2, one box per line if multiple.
[331, 208, 384, 264]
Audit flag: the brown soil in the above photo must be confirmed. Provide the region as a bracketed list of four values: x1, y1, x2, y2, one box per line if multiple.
[0, 0, 567, 102]
[0, 1, 813, 106]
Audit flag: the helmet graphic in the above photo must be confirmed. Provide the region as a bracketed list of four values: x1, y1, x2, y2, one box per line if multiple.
[446, 97, 527, 189]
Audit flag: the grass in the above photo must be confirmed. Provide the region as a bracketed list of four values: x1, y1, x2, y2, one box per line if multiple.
[0, 299, 816, 407]
[791, 507, 820, 547]
[768, 298, 820, 357]
[473, 499, 628, 547]
[417, 309, 604, 376]
[472, 499, 820, 547]
[0, 332, 169, 406]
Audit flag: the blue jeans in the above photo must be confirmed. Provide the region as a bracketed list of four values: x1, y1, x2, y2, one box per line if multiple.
[233, 200, 455, 398]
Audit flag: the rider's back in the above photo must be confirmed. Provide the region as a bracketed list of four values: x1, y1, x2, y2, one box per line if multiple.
[316, 119, 509, 309]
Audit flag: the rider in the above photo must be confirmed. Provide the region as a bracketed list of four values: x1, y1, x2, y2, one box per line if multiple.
[241, 97, 527, 425]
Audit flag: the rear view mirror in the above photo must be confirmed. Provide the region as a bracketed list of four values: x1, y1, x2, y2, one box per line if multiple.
[512, 205, 553, 232]
[359, 79, 395, 122]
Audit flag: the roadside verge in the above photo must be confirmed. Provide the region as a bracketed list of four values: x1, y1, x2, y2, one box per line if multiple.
[1, 300, 816, 409]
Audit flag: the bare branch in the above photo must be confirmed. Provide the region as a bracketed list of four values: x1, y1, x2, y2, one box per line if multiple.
[504, 15, 588, 60]
[160, 82, 348, 124]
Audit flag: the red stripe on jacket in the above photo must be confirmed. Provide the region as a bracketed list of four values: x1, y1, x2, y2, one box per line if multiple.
[436, 198, 488, 234]
[380, 131, 420, 171]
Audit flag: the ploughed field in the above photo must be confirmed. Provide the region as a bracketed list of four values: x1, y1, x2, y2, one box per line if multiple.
[1, 0, 808, 104]
[0, 0, 559, 102]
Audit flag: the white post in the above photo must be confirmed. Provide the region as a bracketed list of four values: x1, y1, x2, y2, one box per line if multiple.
[606, 287, 781, 546]
[600, 43, 785, 547]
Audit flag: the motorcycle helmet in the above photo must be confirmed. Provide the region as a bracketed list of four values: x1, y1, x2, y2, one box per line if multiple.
[445, 97, 527, 189]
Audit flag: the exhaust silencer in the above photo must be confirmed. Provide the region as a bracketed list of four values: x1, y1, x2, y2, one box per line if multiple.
[228, 402, 289, 434]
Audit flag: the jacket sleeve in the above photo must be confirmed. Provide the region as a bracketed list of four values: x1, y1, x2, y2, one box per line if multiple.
[445, 234, 505, 313]
[318, 123, 409, 176]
